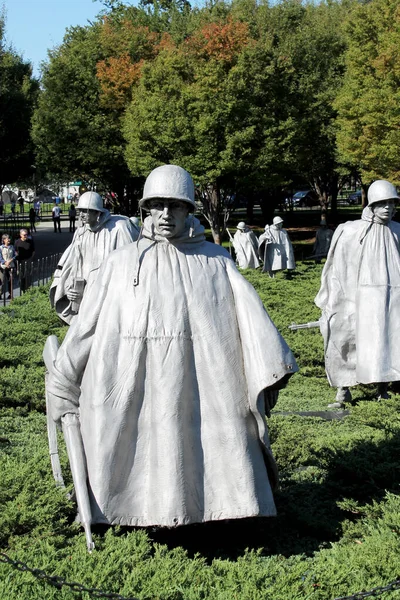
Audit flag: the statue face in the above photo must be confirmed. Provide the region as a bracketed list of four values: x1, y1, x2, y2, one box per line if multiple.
[149, 200, 189, 238]
[80, 208, 101, 229]
[275, 222, 283, 230]
[372, 200, 395, 223]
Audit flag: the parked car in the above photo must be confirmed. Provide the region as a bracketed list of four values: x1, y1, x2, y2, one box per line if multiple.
[347, 190, 362, 205]
[291, 190, 319, 207]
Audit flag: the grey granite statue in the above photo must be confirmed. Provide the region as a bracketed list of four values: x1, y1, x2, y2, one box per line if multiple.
[315, 180, 400, 408]
[50, 191, 138, 324]
[229, 221, 260, 269]
[130, 216, 141, 234]
[312, 219, 333, 263]
[46, 165, 298, 537]
[258, 216, 296, 277]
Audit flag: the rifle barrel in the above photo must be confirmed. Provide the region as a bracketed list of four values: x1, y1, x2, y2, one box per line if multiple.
[289, 321, 320, 331]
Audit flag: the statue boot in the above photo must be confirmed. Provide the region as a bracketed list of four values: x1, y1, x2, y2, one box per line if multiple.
[328, 387, 352, 409]
[377, 383, 391, 400]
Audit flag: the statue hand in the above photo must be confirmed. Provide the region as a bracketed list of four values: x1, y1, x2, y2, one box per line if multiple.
[264, 389, 279, 418]
[67, 288, 83, 302]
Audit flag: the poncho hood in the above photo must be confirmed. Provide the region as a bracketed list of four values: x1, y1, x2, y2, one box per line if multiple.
[361, 205, 393, 226]
[83, 209, 112, 233]
[141, 215, 205, 245]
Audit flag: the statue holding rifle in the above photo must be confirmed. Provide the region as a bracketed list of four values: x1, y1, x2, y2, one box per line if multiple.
[314, 180, 400, 408]
[50, 191, 138, 324]
[258, 217, 295, 278]
[227, 222, 260, 269]
[312, 218, 333, 263]
[45, 165, 298, 549]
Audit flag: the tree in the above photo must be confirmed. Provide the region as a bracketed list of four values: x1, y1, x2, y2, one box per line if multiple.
[124, 16, 255, 243]
[335, 0, 400, 185]
[32, 21, 134, 207]
[0, 14, 39, 191]
[260, 0, 348, 212]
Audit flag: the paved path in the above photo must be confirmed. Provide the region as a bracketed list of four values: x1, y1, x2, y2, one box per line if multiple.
[0, 218, 75, 305]
[30, 217, 75, 259]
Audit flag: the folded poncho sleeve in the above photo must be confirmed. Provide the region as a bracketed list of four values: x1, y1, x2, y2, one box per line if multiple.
[47, 258, 111, 423]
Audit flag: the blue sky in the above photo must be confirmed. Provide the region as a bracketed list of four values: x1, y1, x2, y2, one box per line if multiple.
[1, 0, 108, 77]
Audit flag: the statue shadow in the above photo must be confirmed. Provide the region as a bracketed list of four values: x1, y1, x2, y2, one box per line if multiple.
[144, 431, 400, 561]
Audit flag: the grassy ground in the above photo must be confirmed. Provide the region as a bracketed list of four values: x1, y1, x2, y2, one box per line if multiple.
[1, 260, 400, 600]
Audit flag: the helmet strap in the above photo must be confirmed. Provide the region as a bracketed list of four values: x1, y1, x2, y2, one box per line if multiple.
[189, 214, 195, 238]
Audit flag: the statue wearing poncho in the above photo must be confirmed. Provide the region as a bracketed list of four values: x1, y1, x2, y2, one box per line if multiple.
[258, 217, 295, 276]
[50, 192, 138, 324]
[47, 166, 297, 528]
[232, 222, 260, 269]
[315, 180, 400, 402]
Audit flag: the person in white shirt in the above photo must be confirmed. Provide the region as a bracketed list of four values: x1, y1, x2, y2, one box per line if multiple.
[52, 201, 62, 233]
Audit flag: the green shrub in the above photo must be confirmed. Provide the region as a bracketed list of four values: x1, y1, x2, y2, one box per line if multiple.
[1, 265, 400, 600]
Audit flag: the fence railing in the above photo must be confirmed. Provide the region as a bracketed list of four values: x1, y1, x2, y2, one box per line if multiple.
[0, 253, 61, 305]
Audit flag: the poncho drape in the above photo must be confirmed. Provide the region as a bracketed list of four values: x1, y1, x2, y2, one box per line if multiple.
[313, 227, 333, 258]
[50, 212, 138, 323]
[47, 217, 297, 527]
[232, 230, 260, 269]
[315, 208, 400, 387]
[258, 226, 295, 273]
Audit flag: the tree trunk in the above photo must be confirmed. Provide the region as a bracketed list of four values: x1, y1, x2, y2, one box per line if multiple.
[361, 184, 368, 209]
[259, 190, 279, 225]
[200, 181, 222, 244]
[246, 193, 254, 223]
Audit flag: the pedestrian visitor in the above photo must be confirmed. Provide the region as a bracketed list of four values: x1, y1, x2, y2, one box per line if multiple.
[52, 201, 62, 233]
[34, 199, 41, 220]
[15, 228, 35, 292]
[68, 204, 77, 232]
[0, 234, 16, 299]
[29, 206, 37, 233]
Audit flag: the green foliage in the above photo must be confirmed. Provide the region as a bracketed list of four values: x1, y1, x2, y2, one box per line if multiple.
[31, 21, 130, 190]
[335, 0, 400, 184]
[0, 15, 39, 187]
[0, 286, 66, 410]
[1, 262, 400, 599]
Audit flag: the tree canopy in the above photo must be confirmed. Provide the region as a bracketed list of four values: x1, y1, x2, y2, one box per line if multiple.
[24, 0, 400, 233]
[0, 14, 39, 190]
[335, 0, 400, 185]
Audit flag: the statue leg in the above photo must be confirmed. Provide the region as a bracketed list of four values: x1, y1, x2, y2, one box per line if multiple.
[377, 383, 391, 400]
[328, 387, 352, 409]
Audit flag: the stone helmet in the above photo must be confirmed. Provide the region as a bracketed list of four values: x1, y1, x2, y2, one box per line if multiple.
[139, 165, 196, 211]
[236, 221, 247, 231]
[78, 191, 106, 212]
[367, 180, 400, 206]
[273, 216, 284, 225]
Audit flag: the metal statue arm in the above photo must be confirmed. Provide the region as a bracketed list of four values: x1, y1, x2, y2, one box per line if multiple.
[43, 335, 95, 553]
[288, 320, 321, 331]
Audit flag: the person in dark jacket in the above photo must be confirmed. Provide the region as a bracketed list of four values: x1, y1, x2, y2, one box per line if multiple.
[15, 228, 35, 292]
[29, 206, 37, 232]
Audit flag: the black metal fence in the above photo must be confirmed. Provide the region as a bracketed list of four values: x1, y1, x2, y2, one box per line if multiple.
[0, 253, 61, 306]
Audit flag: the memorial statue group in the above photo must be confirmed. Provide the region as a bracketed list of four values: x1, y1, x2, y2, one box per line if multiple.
[230, 216, 296, 276]
[229, 215, 333, 275]
[43, 167, 400, 549]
